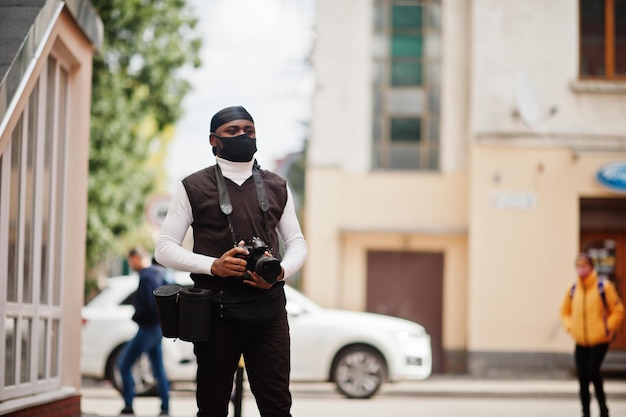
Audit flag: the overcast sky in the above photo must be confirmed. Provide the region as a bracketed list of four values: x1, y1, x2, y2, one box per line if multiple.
[165, 0, 315, 192]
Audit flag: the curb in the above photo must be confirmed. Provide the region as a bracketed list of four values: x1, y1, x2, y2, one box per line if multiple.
[375, 378, 626, 400]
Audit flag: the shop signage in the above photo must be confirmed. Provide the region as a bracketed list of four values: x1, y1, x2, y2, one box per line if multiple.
[596, 162, 626, 194]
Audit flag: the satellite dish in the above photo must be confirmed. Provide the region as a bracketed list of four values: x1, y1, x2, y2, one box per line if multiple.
[515, 74, 541, 127]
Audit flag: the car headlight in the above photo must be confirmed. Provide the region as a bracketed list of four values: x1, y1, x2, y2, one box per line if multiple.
[395, 328, 425, 341]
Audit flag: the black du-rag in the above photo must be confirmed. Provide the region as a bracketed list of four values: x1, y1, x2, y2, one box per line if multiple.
[210, 106, 254, 133]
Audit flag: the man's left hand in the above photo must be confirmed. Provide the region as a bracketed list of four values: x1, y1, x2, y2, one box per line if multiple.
[243, 270, 273, 289]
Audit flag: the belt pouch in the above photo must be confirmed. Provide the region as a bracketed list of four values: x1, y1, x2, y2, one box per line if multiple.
[178, 287, 213, 342]
[152, 284, 183, 338]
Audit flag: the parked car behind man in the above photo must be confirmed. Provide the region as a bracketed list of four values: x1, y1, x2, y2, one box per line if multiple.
[81, 271, 432, 399]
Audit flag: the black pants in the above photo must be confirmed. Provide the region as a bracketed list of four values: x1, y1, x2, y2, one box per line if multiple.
[575, 343, 609, 417]
[193, 309, 292, 417]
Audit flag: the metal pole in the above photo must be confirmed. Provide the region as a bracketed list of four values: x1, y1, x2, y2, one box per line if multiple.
[233, 357, 244, 417]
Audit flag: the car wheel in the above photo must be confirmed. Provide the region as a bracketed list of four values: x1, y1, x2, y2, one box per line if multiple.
[105, 344, 158, 397]
[331, 345, 387, 399]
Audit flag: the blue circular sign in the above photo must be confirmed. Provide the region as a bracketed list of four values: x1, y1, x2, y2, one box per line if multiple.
[596, 162, 626, 194]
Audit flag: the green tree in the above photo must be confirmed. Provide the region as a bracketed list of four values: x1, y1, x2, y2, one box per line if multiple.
[87, 0, 201, 278]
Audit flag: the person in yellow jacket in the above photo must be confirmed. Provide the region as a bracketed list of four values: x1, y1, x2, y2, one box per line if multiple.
[560, 253, 624, 417]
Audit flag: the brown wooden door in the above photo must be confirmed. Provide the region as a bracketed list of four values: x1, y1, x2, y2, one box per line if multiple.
[366, 250, 444, 372]
[580, 232, 626, 351]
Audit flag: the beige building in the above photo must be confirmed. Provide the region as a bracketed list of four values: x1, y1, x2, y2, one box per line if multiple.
[0, 1, 101, 415]
[305, 0, 626, 375]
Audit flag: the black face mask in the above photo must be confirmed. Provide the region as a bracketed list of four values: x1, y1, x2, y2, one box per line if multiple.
[213, 133, 257, 162]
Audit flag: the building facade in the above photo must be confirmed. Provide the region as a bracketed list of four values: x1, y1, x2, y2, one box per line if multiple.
[306, 0, 626, 375]
[0, 1, 101, 415]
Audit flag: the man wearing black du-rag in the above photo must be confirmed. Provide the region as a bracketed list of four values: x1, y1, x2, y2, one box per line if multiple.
[155, 105, 307, 417]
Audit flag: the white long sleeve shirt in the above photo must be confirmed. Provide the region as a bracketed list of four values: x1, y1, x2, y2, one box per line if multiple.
[155, 157, 307, 280]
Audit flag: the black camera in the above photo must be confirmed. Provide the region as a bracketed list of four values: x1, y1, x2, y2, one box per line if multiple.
[239, 237, 282, 285]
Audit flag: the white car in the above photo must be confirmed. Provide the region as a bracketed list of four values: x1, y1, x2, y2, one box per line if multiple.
[81, 271, 432, 399]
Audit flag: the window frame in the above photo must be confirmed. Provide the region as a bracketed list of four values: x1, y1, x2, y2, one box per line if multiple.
[372, 0, 441, 171]
[579, 0, 626, 81]
[0, 51, 70, 401]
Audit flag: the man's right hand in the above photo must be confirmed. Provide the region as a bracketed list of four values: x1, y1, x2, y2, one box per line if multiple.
[210, 244, 249, 278]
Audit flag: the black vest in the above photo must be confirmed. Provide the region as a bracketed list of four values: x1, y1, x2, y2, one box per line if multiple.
[182, 165, 288, 294]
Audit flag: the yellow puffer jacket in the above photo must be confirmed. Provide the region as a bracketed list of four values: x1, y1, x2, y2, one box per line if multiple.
[560, 271, 624, 347]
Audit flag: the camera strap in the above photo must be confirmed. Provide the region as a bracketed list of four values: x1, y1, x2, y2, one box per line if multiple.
[215, 161, 273, 250]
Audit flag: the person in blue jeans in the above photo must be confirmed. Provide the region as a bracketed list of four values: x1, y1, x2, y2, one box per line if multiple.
[118, 247, 170, 415]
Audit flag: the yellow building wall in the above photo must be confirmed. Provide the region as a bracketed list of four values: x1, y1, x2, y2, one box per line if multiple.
[303, 168, 468, 350]
[468, 143, 626, 354]
[339, 233, 468, 351]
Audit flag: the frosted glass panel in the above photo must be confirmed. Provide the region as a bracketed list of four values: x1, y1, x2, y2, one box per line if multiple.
[388, 88, 425, 115]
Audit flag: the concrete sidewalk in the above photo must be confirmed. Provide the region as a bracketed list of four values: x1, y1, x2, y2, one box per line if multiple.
[383, 375, 626, 399]
[81, 376, 626, 417]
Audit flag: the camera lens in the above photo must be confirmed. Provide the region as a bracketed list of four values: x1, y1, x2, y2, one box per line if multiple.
[255, 257, 282, 284]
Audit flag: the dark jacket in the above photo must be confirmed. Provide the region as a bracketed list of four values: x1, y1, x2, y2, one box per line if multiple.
[132, 265, 166, 327]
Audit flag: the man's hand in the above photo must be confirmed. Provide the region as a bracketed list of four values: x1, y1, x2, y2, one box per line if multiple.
[243, 250, 281, 289]
[211, 242, 280, 289]
[211, 244, 249, 278]
[243, 270, 273, 290]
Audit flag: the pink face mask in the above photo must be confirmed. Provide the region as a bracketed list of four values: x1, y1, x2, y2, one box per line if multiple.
[575, 262, 592, 279]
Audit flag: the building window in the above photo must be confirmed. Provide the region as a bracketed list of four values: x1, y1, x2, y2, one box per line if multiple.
[0, 55, 68, 400]
[580, 0, 626, 80]
[373, 0, 441, 170]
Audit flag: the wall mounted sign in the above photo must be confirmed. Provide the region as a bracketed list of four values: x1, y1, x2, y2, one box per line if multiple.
[145, 194, 171, 228]
[490, 191, 537, 210]
[596, 162, 626, 194]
